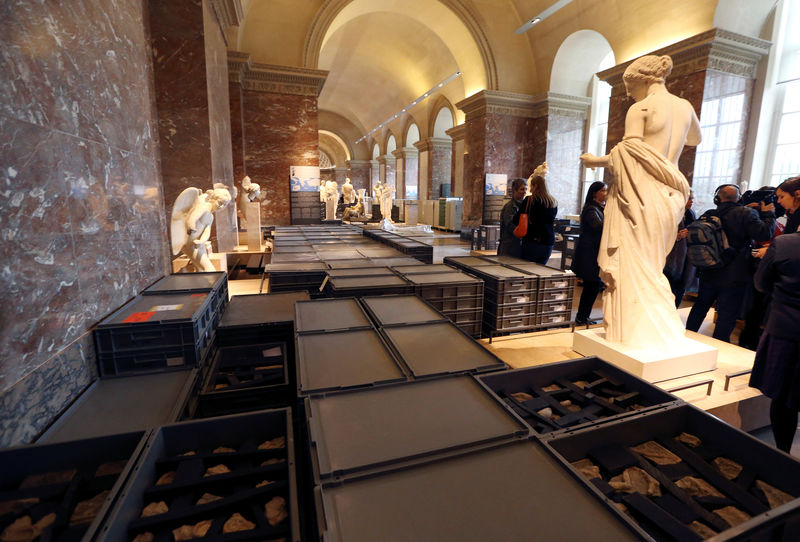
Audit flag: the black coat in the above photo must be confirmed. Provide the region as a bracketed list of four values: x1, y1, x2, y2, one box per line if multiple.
[512, 196, 557, 245]
[497, 198, 522, 257]
[570, 201, 604, 281]
[700, 202, 775, 285]
[664, 208, 697, 285]
[755, 232, 800, 340]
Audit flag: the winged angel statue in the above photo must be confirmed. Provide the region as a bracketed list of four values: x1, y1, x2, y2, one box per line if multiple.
[171, 184, 232, 272]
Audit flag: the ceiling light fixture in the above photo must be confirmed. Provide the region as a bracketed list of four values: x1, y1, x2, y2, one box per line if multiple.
[514, 0, 572, 34]
[356, 70, 462, 144]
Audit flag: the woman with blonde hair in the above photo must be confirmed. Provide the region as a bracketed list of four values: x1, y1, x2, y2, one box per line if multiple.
[580, 54, 701, 347]
[513, 163, 558, 264]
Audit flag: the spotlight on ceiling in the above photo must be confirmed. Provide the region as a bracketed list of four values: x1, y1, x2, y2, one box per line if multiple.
[514, 0, 572, 34]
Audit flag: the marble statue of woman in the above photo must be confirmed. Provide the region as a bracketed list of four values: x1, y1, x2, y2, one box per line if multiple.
[171, 184, 232, 272]
[237, 175, 261, 229]
[342, 177, 355, 204]
[580, 54, 701, 348]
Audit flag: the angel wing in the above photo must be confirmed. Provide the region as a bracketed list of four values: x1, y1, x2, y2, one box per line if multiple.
[171, 187, 201, 255]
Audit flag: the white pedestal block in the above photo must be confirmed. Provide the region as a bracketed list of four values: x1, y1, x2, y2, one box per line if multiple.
[572, 329, 718, 383]
[245, 202, 261, 251]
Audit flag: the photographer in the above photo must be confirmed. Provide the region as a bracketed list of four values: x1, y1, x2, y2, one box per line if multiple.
[686, 185, 776, 342]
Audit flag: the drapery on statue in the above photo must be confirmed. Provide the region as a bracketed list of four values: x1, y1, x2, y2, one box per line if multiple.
[171, 184, 233, 272]
[580, 54, 701, 348]
[342, 178, 355, 204]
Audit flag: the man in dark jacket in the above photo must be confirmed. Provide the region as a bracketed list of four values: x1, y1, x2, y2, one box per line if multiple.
[686, 185, 776, 342]
[497, 178, 526, 257]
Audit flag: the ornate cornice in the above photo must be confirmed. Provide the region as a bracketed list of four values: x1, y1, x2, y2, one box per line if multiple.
[346, 159, 372, 168]
[531, 92, 592, 119]
[598, 28, 771, 87]
[414, 137, 452, 152]
[456, 90, 537, 120]
[392, 147, 418, 159]
[227, 51, 328, 96]
[445, 124, 467, 141]
[211, 0, 244, 27]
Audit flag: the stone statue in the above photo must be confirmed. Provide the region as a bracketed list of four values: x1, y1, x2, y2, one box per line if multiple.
[342, 177, 355, 204]
[171, 184, 233, 272]
[380, 182, 395, 223]
[237, 176, 261, 229]
[580, 54, 701, 348]
[323, 180, 339, 220]
[343, 195, 365, 221]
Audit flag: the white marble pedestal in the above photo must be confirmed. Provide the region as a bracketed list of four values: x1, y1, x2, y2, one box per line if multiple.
[245, 202, 261, 251]
[572, 328, 718, 383]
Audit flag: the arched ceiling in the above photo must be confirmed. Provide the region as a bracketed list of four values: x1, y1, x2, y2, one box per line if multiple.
[319, 131, 349, 167]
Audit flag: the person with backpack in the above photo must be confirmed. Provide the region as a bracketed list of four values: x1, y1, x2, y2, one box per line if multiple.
[685, 184, 776, 342]
[664, 191, 697, 307]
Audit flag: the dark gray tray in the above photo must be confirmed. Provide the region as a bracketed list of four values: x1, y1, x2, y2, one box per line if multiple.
[38, 369, 197, 443]
[296, 329, 406, 394]
[469, 264, 532, 279]
[98, 293, 211, 326]
[328, 275, 409, 288]
[404, 271, 483, 285]
[479, 255, 529, 265]
[295, 298, 372, 333]
[315, 439, 641, 542]
[392, 264, 453, 275]
[266, 262, 328, 272]
[324, 259, 373, 268]
[361, 295, 446, 325]
[270, 253, 321, 263]
[306, 376, 528, 482]
[143, 272, 225, 294]
[442, 256, 496, 268]
[326, 267, 394, 278]
[381, 321, 505, 377]
[368, 257, 424, 266]
[219, 292, 310, 329]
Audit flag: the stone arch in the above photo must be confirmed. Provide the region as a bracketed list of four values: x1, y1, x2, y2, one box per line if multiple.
[550, 30, 615, 96]
[403, 118, 421, 147]
[318, 129, 352, 163]
[384, 133, 397, 156]
[430, 96, 456, 138]
[371, 143, 380, 160]
[303, 0, 497, 90]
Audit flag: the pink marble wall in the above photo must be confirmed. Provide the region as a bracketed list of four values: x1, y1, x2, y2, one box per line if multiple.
[429, 145, 452, 199]
[370, 162, 380, 194]
[0, 0, 169, 445]
[347, 163, 371, 192]
[546, 114, 585, 216]
[240, 91, 319, 225]
[385, 159, 396, 191]
[230, 82, 245, 178]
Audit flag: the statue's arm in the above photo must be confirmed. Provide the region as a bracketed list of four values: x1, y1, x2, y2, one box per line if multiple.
[686, 104, 702, 146]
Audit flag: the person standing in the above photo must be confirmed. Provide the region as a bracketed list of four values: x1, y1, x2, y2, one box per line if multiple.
[571, 182, 607, 325]
[497, 178, 526, 257]
[748, 231, 800, 453]
[664, 191, 697, 307]
[776, 176, 800, 234]
[513, 171, 558, 264]
[685, 185, 775, 342]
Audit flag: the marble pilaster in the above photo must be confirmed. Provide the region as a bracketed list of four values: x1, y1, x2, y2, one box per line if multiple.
[369, 160, 380, 194]
[332, 167, 348, 185]
[393, 147, 418, 200]
[446, 124, 467, 198]
[415, 137, 452, 200]
[346, 160, 371, 193]
[598, 28, 770, 209]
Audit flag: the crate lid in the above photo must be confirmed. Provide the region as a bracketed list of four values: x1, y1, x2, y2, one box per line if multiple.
[443, 256, 494, 266]
[329, 275, 409, 289]
[327, 267, 395, 278]
[508, 262, 570, 277]
[270, 253, 321, 263]
[326, 260, 379, 269]
[480, 255, 528, 265]
[317, 439, 640, 542]
[37, 370, 197, 443]
[266, 262, 328, 272]
[392, 264, 452, 275]
[470, 265, 532, 279]
[297, 329, 405, 393]
[383, 321, 505, 376]
[369, 258, 423, 266]
[219, 292, 310, 329]
[99, 293, 212, 326]
[362, 295, 445, 325]
[404, 272, 482, 285]
[295, 298, 371, 332]
[308, 376, 527, 479]
[144, 272, 225, 294]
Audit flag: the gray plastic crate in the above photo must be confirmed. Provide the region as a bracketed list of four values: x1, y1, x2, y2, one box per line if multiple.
[305, 376, 528, 483]
[406, 271, 484, 299]
[360, 295, 446, 326]
[325, 275, 413, 297]
[545, 404, 800, 542]
[98, 409, 300, 542]
[314, 439, 642, 542]
[295, 298, 372, 333]
[381, 320, 505, 377]
[442, 255, 495, 272]
[325, 267, 395, 278]
[468, 265, 536, 294]
[1, 431, 147, 542]
[296, 328, 407, 395]
[391, 264, 453, 275]
[217, 292, 309, 346]
[143, 272, 228, 317]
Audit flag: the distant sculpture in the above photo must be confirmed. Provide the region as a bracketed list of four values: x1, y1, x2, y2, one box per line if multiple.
[342, 178, 355, 204]
[171, 184, 233, 272]
[322, 180, 339, 220]
[378, 182, 395, 223]
[237, 176, 261, 229]
[580, 54, 701, 348]
[343, 195, 365, 221]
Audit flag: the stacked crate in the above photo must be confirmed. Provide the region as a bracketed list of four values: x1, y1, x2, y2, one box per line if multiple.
[509, 262, 576, 328]
[468, 265, 538, 335]
[265, 262, 329, 293]
[400, 271, 484, 337]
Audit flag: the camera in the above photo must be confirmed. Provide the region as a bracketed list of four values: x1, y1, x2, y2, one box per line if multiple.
[740, 188, 777, 206]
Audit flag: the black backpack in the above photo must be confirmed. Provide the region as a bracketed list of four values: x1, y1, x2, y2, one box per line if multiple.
[686, 208, 736, 270]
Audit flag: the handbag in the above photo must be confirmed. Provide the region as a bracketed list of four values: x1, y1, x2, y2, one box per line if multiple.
[513, 197, 532, 238]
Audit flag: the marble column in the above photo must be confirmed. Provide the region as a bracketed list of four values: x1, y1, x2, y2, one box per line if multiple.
[332, 167, 348, 185]
[446, 124, 467, 198]
[598, 28, 770, 211]
[455, 91, 539, 227]
[228, 53, 327, 225]
[415, 137, 452, 200]
[393, 147, 418, 199]
[346, 160, 371, 192]
[369, 159, 380, 194]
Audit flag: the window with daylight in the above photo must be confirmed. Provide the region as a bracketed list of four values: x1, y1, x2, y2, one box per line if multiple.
[769, 79, 800, 186]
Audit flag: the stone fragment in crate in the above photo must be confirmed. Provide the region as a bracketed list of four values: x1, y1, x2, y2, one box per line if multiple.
[571, 458, 600, 480]
[223, 513, 255, 533]
[609, 467, 661, 496]
[204, 464, 231, 477]
[754, 480, 794, 509]
[688, 521, 717, 538]
[511, 392, 533, 402]
[0, 499, 38, 517]
[141, 501, 168, 517]
[156, 471, 175, 485]
[173, 519, 212, 541]
[261, 458, 283, 466]
[132, 533, 153, 542]
[630, 441, 681, 465]
[265, 496, 287, 526]
[19, 469, 76, 488]
[256, 480, 273, 488]
[714, 506, 751, 527]
[258, 436, 285, 450]
[95, 460, 128, 477]
[70, 490, 110, 525]
[1, 513, 56, 542]
[196, 493, 221, 505]
[712, 457, 742, 480]
[213, 446, 236, 454]
[676, 432, 701, 447]
[675, 476, 724, 498]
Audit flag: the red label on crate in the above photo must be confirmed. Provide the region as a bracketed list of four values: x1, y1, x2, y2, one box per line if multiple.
[190, 293, 206, 298]
[122, 311, 156, 323]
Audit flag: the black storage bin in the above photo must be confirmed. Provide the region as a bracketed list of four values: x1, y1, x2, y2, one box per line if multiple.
[545, 404, 800, 542]
[381, 321, 505, 377]
[97, 409, 300, 542]
[476, 356, 679, 436]
[509, 262, 576, 291]
[484, 312, 536, 332]
[0, 431, 147, 542]
[406, 271, 484, 299]
[537, 310, 572, 326]
[467, 265, 536, 294]
[325, 275, 413, 298]
[440, 306, 482, 324]
[296, 328, 407, 395]
[95, 293, 217, 376]
[313, 439, 641, 542]
[38, 370, 197, 444]
[478, 254, 529, 266]
[424, 294, 483, 312]
[442, 255, 495, 272]
[360, 295, 446, 326]
[295, 298, 372, 333]
[368, 257, 424, 266]
[143, 272, 228, 318]
[265, 263, 328, 294]
[216, 292, 309, 347]
[195, 343, 289, 418]
[325, 267, 394, 278]
[391, 264, 453, 275]
[305, 376, 528, 483]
